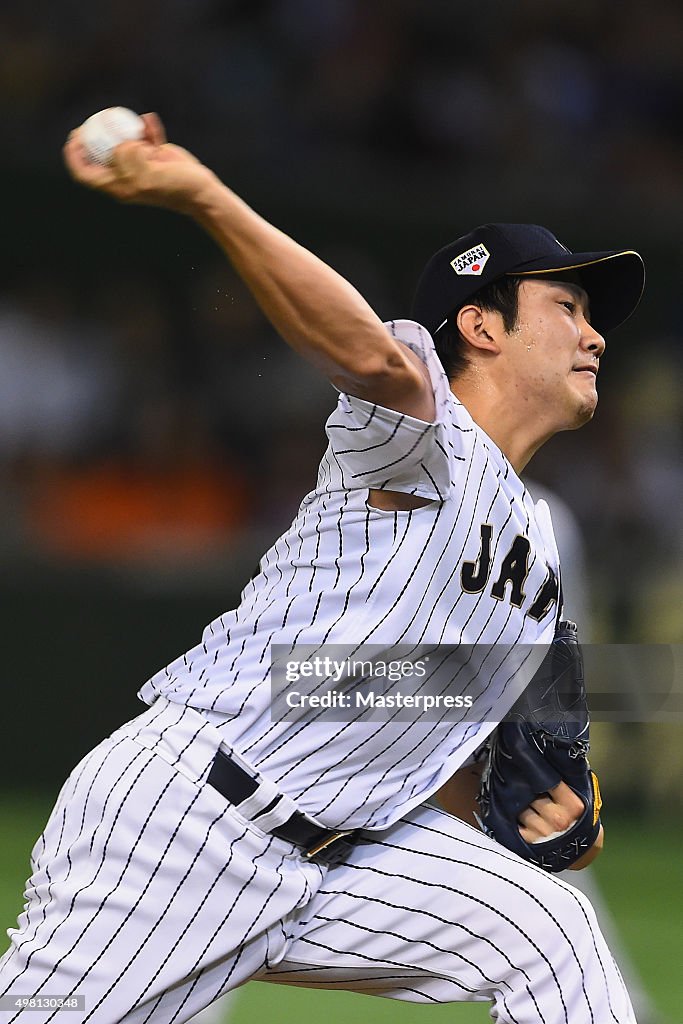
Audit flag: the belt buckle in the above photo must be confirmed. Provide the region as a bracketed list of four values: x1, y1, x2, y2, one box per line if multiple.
[304, 830, 355, 864]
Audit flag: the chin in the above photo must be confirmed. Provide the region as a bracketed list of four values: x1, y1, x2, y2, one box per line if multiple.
[569, 396, 598, 430]
[556, 386, 598, 432]
[566, 377, 599, 425]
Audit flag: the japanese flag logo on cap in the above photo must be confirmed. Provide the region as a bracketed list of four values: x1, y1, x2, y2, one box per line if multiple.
[451, 243, 491, 276]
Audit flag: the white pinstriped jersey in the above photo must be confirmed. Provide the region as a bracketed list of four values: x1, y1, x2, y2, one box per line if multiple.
[140, 321, 561, 831]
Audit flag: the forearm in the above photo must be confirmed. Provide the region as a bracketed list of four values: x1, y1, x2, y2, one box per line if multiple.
[568, 824, 604, 870]
[64, 117, 432, 414]
[435, 762, 484, 828]
[189, 180, 404, 393]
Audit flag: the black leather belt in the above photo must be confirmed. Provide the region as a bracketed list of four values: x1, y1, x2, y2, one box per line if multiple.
[207, 747, 360, 865]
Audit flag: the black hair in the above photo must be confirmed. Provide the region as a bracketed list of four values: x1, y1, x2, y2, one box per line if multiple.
[433, 275, 523, 380]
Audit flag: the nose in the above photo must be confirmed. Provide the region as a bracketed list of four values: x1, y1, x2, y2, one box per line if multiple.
[581, 321, 605, 357]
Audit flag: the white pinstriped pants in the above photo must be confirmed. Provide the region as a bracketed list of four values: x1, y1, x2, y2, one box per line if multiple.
[0, 700, 636, 1024]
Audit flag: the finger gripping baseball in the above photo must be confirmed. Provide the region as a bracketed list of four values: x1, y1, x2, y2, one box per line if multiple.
[479, 621, 603, 872]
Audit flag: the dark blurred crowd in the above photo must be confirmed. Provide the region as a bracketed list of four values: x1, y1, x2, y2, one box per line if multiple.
[3, 0, 683, 203]
[0, 0, 681, 645]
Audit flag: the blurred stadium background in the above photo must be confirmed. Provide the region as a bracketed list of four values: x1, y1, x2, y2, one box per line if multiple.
[0, 0, 681, 1020]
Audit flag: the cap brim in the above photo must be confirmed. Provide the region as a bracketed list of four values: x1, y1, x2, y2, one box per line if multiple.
[511, 250, 645, 333]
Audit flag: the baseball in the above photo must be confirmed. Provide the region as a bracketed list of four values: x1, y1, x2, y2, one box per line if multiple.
[80, 107, 144, 165]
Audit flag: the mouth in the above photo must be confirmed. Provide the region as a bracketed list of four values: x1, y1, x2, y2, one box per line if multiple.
[572, 365, 598, 377]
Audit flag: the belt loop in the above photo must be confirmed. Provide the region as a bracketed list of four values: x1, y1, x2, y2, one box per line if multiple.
[236, 776, 283, 821]
[205, 746, 361, 865]
[251, 792, 299, 833]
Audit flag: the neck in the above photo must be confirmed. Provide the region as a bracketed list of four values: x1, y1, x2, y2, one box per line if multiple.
[450, 375, 556, 474]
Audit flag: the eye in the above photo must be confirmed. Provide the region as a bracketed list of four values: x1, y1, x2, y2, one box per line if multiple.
[560, 300, 576, 314]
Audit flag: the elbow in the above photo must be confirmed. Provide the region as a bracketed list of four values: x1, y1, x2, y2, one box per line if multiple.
[330, 339, 435, 419]
[356, 351, 410, 385]
[348, 347, 423, 391]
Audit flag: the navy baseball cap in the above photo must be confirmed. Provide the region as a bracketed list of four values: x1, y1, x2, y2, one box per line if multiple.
[412, 223, 645, 336]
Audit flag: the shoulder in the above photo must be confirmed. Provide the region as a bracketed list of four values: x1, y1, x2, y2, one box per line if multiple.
[383, 319, 439, 365]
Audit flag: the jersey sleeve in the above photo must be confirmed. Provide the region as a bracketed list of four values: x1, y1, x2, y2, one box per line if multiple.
[324, 319, 456, 499]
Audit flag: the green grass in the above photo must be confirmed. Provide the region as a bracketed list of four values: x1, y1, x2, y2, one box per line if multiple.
[592, 817, 682, 1024]
[1, 794, 679, 1023]
[0, 793, 55, 928]
[230, 981, 485, 1024]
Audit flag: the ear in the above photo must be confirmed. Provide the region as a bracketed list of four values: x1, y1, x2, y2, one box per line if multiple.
[455, 304, 503, 355]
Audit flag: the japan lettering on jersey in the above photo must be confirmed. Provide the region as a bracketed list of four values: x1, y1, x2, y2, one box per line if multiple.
[141, 321, 560, 832]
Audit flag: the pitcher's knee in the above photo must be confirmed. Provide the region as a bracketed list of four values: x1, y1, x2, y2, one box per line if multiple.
[521, 873, 603, 970]
[497, 875, 634, 1024]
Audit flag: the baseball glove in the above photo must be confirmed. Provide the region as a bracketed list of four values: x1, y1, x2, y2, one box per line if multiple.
[477, 621, 602, 872]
